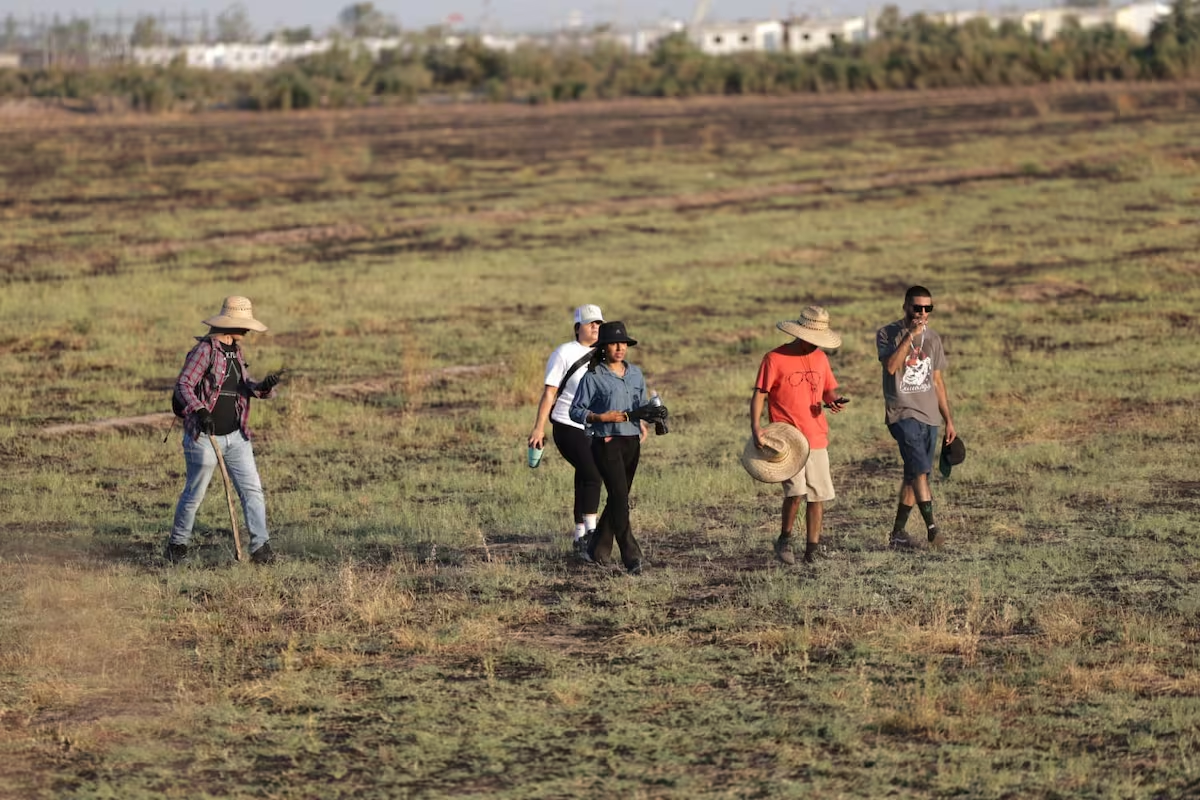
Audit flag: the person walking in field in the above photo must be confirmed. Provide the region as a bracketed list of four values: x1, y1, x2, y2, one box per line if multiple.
[877, 285, 957, 549]
[166, 296, 284, 565]
[528, 304, 606, 553]
[750, 306, 848, 566]
[570, 321, 668, 575]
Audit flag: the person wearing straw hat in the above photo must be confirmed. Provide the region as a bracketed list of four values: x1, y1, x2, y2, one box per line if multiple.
[527, 304, 606, 553]
[877, 285, 956, 550]
[749, 305, 847, 566]
[569, 321, 668, 575]
[165, 296, 284, 566]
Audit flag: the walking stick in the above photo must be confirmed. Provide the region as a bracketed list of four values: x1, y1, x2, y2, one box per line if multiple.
[209, 435, 245, 562]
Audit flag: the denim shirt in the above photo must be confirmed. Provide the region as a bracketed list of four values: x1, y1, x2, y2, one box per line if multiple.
[570, 362, 648, 438]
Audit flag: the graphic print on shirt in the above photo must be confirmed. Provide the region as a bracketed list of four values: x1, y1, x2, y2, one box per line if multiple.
[219, 349, 241, 400]
[901, 343, 932, 393]
[787, 367, 822, 414]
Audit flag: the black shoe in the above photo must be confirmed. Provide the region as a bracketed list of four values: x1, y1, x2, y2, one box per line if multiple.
[250, 543, 277, 564]
[576, 530, 595, 561]
[627, 560, 643, 575]
[164, 542, 189, 564]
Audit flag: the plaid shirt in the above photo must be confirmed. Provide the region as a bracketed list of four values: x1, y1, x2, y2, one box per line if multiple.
[176, 336, 274, 440]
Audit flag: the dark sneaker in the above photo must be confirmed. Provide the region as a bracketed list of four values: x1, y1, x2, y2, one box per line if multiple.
[888, 534, 915, 550]
[774, 534, 796, 565]
[627, 560, 643, 576]
[164, 542, 189, 565]
[250, 543, 277, 565]
[927, 527, 945, 550]
[575, 530, 595, 561]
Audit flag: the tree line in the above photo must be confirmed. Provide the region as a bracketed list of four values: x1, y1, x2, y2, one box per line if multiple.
[2, 1, 1199, 113]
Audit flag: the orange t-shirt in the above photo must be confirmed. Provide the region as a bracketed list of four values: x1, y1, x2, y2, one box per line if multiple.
[755, 344, 838, 449]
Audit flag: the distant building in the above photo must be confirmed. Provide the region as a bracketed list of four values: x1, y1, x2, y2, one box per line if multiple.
[1114, 0, 1171, 38]
[783, 16, 868, 54]
[1021, 7, 1112, 40]
[615, 22, 684, 55]
[120, 3, 1176, 72]
[692, 20, 785, 55]
[131, 38, 414, 71]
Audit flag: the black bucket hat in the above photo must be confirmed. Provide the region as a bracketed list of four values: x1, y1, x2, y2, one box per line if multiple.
[596, 321, 637, 347]
[939, 436, 966, 478]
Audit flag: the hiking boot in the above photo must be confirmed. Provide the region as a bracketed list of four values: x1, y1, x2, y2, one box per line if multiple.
[927, 526, 945, 550]
[774, 534, 796, 565]
[250, 542, 277, 565]
[804, 542, 837, 563]
[164, 542, 189, 565]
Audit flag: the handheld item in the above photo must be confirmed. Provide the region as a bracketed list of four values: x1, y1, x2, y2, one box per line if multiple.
[649, 391, 669, 436]
[527, 446, 544, 469]
[210, 436, 245, 562]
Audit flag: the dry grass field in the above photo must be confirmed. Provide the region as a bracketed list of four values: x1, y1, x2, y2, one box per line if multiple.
[2, 84, 1199, 798]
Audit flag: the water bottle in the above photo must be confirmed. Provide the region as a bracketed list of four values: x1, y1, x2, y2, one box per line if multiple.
[649, 391, 669, 436]
[527, 446, 544, 468]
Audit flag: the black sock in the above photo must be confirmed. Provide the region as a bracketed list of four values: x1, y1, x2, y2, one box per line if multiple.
[892, 504, 914, 534]
[917, 500, 935, 531]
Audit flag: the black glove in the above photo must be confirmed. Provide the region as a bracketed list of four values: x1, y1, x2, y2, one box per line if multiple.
[259, 373, 282, 393]
[629, 404, 668, 423]
[194, 407, 215, 435]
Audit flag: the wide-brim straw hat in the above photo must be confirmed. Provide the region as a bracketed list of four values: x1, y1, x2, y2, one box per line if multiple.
[777, 305, 841, 349]
[741, 422, 811, 483]
[202, 295, 268, 333]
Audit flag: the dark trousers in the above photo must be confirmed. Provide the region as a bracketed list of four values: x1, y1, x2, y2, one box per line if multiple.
[552, 422, 602, 523]
[590, 436, 643, 568]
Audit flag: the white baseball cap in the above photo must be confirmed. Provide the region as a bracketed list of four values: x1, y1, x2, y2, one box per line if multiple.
[573, 304, 604, 325]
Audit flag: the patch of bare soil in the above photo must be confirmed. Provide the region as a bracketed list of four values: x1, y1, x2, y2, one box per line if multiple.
[129, 157, 1107, 261]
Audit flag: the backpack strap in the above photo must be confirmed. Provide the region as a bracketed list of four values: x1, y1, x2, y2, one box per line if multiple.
[173, 338, 219, 414]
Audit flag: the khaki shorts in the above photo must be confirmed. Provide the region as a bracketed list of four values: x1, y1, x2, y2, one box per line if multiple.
[782, 447, 835, 502]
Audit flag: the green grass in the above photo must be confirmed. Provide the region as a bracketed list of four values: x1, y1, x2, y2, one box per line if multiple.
[2, 88, 1200, 798]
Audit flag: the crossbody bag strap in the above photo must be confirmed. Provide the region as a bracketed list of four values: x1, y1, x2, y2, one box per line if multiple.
[556, 348, 596, 397]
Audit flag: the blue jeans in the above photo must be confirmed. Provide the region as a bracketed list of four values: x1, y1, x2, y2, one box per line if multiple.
[171, 432, 269, 553]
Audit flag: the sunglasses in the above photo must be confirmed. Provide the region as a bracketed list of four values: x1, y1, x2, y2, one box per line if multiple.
[909, 304, 934, 313]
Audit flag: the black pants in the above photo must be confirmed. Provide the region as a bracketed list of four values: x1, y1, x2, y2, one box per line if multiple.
[589, 436, 643, 568]
[552, 422, 602, 523]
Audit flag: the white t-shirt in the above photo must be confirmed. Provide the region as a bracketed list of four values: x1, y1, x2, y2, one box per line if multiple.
[544, 340, 595, 429]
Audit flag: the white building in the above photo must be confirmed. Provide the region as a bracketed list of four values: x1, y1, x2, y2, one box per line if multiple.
[1021, 7, 1112, 40]
[784, 16, 868, 54]
[692, 20, 785, 55]
[132, 40, 333, 71]
[1114, 0, 1171, 38]
[617, 22, 684, 55]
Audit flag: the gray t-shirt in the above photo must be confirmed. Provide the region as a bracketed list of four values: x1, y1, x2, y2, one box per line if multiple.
[877, 320, 947, 427]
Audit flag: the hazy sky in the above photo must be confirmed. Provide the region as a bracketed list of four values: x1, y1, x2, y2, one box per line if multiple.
[10, 0, 1023, 36]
